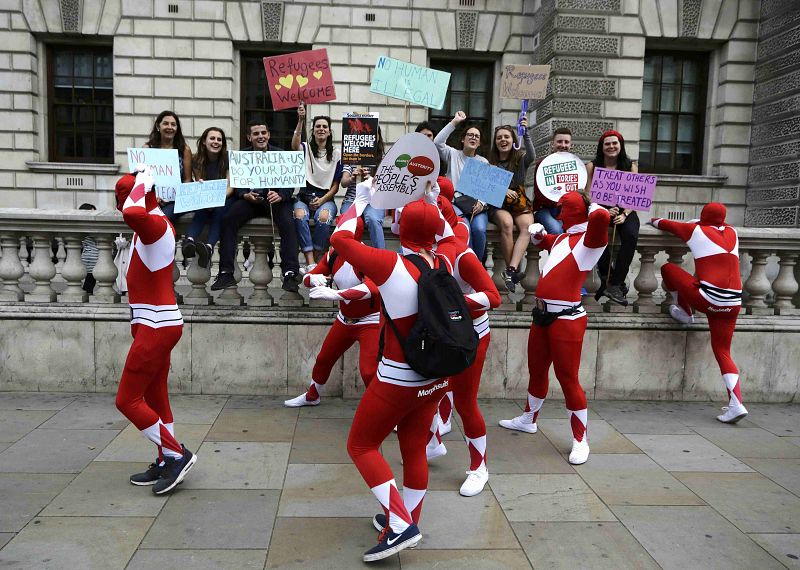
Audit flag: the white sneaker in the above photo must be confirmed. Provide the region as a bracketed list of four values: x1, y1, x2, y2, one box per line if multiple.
[717, 402, 748, 424]
[569, 439, 590, 465]
[438, 418, 452, 436]
[669, 304, 695, 324]
[459, 468, 489, 497]
[299, 263, 317, 276]
[284, 392, 320, 407]
[426, 442, 447, 461]
[498, 415, 537, 434]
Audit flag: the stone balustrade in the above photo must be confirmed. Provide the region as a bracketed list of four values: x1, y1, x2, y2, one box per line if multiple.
[1, 208, 799, 315]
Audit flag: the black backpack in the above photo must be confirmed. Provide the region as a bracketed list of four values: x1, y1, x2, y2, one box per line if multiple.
[380, 254, 478, 378]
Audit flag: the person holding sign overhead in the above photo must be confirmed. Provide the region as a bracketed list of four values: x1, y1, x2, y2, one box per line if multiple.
[144, 111, 193, 223]
[585, 130, 640, 306]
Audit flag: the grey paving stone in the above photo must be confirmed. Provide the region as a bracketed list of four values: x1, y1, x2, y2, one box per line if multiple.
[400, 548, 532, 569]
[415, 490, 520, 549]
[205, 407, 297, 442]
[167, 395, 229, 424]
[625, 434, 754, 472]
[40, 462, 167, 517]
[692, 427, 800, 459]
[539, 419, 642, 454]
[266, 517, 400, 569]
[0, 533, 12, 549]
[93, 423, 210, 463]
[745, 404, 800, 437]
[0, 410, 56, 443]
[223, 395, 291, 409]
[128, 549, 268, 570]
[0, 429, 118, 473]
[0, 392, 78, 411]
[290, 418, 353, 463]
[39, 395, 128, 430]
[604, 412, 696, 435]
[141, 489, 279, 549]
[574, 454, 704, 506]
[749, 534, 800, 569]
[0, 473, 74, 532]
[472, 399, 525, 425]
[298, 398, 360, 419]
[490, 474, 616, 522]
[512, 521, 660, 570]
[0, 443, 10, 453]
[613, 505, 786, 570]
[742, 457, 800, 496]
[592, 401, 757, 429]
[278, 463, 377, 517]
[381, 434, 472, 491]
[787, 437, 800, 449]
[675, 472, 800, 533]
[520, 402, 602, 420]
[0, 516, 152, 569]
[188, 441, 290, 489]
[485, 426, 576, 474]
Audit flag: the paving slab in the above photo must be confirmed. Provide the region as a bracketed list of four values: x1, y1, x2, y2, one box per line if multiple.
[0, 534, 12, 549]
[591, 401, 757, 429]
[0, 429, 118, 473]
[298, 398, 360, 419]
[604, 412, 696, 435]
[39, 462, 167, 517]
[539, 419, 642, 455]
[94, 423, 210, 463]
[490, 474, 616, 522]
[39, 396, 128, 430]
[742, 457, 800, 496]
[0, 443, 10, 453]
[675, 472, 800, 533]
[415, 490, 520, 549]
[625, 434, 754, 472]
[400, 548, 532, 569]
[187, 441, 290, 489]
[749, 534, 800, 569]
[574, 454, 704, 506]
[787, 437, 800, 449]
[381, 435, 472, 491]
[128, 549, 268, 570]
[512, 521, 660, 570]
[692, 427, 800, 459]
[745, 404, 800, 437]
[0, 516, 152, 570]
[223, 395, 291, 409]
[0, 473, 74, 532]
[612, 505, 786, 570]
[141, 489, 279, 549]
[0, 392, 78, 411]
[290, 417, 353, 463]
[278, 463, 377, 517]
[205, 406, 297, 442]
[266, 517, 400, 569]
[483, 427, 576, 474]
[473, 399, 525, 426]
[0, 410, 56, 443]
[166, 395, 229, 424]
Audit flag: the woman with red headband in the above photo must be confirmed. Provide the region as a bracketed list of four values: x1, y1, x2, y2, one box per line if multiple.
[585, 130, 640, 305]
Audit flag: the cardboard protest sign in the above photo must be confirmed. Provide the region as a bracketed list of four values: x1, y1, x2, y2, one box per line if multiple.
[500, 64, 551, 100]
[589, 167, 657, 212]
[369, 56, 450, 110]
[457, 159, 513, 209]
[341, 112, 380, 166]
[370, 132, 439, 209]
[174, 179, 228, 214]
[263, 49, 336, 111]
[534, 152, 588, 202]
[228, 150, 305, 189]
[127, 148, 181, 201]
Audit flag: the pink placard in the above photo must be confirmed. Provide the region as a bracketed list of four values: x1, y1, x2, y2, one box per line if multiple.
[263, 49, 336, 111]
[589, 167, 658, 212]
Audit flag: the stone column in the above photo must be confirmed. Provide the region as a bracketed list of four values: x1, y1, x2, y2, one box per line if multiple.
[633, 246, 659, 313]
[0, 233, 24, 301]
[25, 234, 57, 302]
[520, 247, 540, 311]
[772, 252, 799, 314]
[90, 235, 120, 304]
[490, 242, 515, 310]
[58, 236, 88, 303]
[582, 267, 603, 313]
[743, 249, 772, 314]
[216, 243, 244, 306]
[246, 235, 274, 307]
[660, 247, 685, 313]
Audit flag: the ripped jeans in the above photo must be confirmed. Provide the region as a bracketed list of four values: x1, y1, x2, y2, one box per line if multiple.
[293, 196, 338, 252]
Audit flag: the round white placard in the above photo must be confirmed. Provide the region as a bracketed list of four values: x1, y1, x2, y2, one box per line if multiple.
[370, 132, 440, 210]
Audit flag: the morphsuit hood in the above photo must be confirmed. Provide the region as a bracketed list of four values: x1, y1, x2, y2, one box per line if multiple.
[437, 176, 455, 202]
[399, 199, 444, 252]
[556, 191, 588, 232]
[700, 202, 727, 226]
[114, 173, 159, 213]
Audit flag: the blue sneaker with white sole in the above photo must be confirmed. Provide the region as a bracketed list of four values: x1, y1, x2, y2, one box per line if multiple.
[363, 523, 422, 562]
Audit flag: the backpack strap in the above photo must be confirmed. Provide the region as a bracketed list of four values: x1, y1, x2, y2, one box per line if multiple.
[403, 253, 432, 275]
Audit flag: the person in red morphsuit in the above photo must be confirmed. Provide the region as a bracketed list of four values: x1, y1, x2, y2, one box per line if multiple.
[114, 167, 197, 495]
[499, 191, 610, 465]
[649, 203, 746, 423]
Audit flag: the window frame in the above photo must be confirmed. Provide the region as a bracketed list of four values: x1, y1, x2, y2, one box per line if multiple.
[46, 43, 114, 164]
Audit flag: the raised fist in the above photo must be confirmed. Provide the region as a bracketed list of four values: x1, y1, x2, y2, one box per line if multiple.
[528, 222, 546, 238]
[453, 111, 467, 123]
[134, 164, 155, 193]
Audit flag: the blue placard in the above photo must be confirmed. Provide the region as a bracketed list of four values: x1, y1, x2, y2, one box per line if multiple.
[456, 159, 514, 209]
[173, 179, 228, 214]
[126, 148, 181, 201]
[228, 150, 305, 189]
[369, 56, 451, 110]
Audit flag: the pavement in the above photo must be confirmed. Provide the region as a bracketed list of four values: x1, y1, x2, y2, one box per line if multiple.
[0, 392, 798, 569]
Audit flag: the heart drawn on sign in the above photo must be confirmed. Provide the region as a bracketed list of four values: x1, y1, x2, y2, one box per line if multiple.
[274, 85, 282, 91]
[313, 71, 323, 80]
[278, 74, 294, 89]
[296, 75, 309, 87]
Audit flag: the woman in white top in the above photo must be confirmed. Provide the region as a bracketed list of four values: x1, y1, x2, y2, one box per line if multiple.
[292, 103, 345, 266]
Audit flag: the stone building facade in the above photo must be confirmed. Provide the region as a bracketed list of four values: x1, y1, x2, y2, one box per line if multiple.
[0, 0, 797, 226]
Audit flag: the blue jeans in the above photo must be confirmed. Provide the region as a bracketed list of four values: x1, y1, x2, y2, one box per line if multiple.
[186, 197, 234, 246]
[340, 200, 386, 248]
[535, 207, 563, 234]
[452, 204, 489, 261]
[159, 202, 186, 226]
[293, 198, 338, 252]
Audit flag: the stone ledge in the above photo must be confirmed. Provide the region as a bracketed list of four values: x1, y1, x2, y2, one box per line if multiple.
[25, 162, 121, 174]
[655, 174, 728, 187]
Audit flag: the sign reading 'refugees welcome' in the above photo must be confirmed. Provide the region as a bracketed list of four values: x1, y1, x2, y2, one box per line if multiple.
[228, 150, 306, 189]
[263, 49, 336, 111]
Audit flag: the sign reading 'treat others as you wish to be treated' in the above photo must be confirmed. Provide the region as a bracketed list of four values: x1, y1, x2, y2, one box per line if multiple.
[228, 150, 305, 189]
[369, 56, 451, 110]
[589, 167, 658, 212]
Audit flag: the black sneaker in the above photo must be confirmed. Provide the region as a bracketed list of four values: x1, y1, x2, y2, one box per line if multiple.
[372, 513, 387, 532]
[501, 269, 516, 293]
[594, 281, 606, 302]
[130, 460, 163, 486]
[363, 523, 422, 562]
[267, 251, 275, 270]
[210, 272, 236, 291]
[282, 271, 299, 293]
[181, 238, 196, 259]
[197, 243, 212, 269]
[604, 284, 629, 306]
[152, 445, 197, 495]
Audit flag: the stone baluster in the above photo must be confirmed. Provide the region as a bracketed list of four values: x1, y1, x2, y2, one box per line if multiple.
[0, 233, 24, 301]
[743, 249, 772, 313]
[772, 252, 799, 314]
[216, 242, 244, 306]
[660, 247, 685, 313]
[59, 236, 88, 302]
[53, 237, 66, 283]
[19, 236, 29, 272]
[633, 246, 659, 313]
[490, 243, 514, 309]
[25, 234, 57, 302]
[520, 246, 540, 310]
[582, 267, 603, 313]
[90, 234, 120, 303]
[183, 257, 212, 305]
[794, 252, 800, 309]
[247, 235, 274, 307]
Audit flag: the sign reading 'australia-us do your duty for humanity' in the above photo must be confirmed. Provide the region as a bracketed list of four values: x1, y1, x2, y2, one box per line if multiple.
[369, 56, 451, 110]
[228, 151, 305, 189]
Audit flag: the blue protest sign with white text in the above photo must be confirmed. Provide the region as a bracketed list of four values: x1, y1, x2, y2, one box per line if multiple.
[456, 159, 513, 209]
[174, 179, 228, 214]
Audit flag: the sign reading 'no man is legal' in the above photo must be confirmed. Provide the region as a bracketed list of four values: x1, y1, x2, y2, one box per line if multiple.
[369, 56, 451, 110]
[126, 148, 181, 202]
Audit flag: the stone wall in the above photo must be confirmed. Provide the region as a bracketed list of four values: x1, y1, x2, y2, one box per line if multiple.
[745, 0, 800, 227]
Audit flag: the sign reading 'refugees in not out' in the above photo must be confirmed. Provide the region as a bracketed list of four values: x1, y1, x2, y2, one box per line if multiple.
[370, 132, 440, 210]
[228, 150, 306, 189]
[589, 167, 658, 212]
[534, 152, 588, 202]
